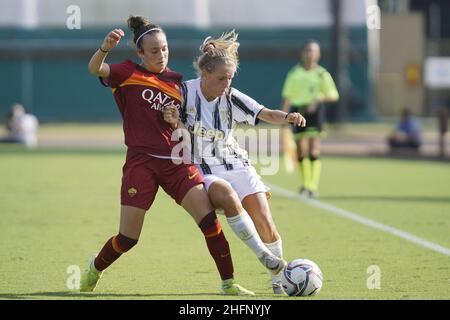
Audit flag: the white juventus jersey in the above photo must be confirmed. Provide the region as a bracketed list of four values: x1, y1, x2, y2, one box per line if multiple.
[181, 78, 264, 172]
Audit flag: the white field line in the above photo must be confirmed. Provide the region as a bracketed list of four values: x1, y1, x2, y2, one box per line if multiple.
[266, 183, 450, 257]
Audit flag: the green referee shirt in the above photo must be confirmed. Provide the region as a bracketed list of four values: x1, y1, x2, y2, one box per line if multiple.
[282, 64, 339, 107]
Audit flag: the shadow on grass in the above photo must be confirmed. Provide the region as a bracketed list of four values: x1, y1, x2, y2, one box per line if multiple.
[0, 291, 224, 299]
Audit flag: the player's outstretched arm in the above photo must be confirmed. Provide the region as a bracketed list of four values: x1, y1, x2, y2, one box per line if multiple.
[257, 108, 306, 127]
[88, 29, 124, 78]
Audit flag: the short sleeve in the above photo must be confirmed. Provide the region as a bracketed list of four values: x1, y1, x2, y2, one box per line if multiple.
[99, 60, 134, 88]
[320, 71, 339, 100]
[281, 69, 294, 99]
[230, 88, 264, 126]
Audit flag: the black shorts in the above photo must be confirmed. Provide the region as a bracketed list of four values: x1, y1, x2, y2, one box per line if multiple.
[290, 105, 324, 137]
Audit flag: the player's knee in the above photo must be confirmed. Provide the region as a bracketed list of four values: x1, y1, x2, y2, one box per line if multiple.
[209, 181, 241, 213]
[115, 233, 138, 253]
[198, 211, 222, 237]
[298, 149, 309, 159]
[310, 154, 320, 161]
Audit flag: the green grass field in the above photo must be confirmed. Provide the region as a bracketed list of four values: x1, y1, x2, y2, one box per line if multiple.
[0, 145, 449, 300]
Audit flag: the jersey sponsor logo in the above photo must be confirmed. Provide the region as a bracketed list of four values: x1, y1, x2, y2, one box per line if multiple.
[128, 187, 137, 197]
[142, 89, 180, 112]
[188, 121, 225, 141]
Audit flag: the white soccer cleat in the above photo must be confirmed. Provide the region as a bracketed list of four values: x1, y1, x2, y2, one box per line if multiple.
[259, 252, 287, 275]
[272, 281, 287, 295]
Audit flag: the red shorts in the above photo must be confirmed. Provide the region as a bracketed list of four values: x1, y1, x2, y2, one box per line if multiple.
[121, 149, 204, 210]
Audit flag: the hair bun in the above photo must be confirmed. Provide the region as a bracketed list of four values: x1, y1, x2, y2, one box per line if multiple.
[127, 15, 150, 34]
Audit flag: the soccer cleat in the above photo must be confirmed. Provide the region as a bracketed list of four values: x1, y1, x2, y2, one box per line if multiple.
[272, 282, 287, 295]
[220, 279, 255, 296]
[299, 187, 310, 198]
[308, 190, 319, 198]
[258, 252, 287, 276]
[80, 255, 103, 292]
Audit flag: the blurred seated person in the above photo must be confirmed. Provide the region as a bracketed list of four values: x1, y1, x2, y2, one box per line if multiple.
[0, 103, 39, 147]
[388, 108, 422, 152]
[437, 96, 449, 158]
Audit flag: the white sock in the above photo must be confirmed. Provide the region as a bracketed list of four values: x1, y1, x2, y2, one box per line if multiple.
[265, 238, 283, 259]
[226, 210, 269, 258]
[265, 239, 283, 284]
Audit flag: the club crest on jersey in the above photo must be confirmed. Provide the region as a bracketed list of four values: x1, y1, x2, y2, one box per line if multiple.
[128, 187, 137, 197]
[188, 121, 225, 141]
[142, 89, 180, 112]
[188, 106, 196, 114]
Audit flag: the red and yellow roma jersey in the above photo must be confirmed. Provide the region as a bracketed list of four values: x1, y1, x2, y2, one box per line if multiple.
[101, 60, 182, 157]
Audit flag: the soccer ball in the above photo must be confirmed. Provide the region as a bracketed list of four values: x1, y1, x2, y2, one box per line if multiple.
[281, 258, 323, 296]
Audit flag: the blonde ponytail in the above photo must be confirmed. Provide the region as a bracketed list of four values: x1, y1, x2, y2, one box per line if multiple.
[194, 30, 240, 75]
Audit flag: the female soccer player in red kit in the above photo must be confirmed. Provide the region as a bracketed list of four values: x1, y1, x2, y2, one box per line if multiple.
[81, 15, 254, 296]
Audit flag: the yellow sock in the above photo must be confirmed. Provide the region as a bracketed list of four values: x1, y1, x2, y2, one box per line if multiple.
[310, 159, 322, 192]
[299, 158, 312, 189]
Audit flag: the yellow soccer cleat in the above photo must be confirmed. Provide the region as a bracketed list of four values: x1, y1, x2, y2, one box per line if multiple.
[79, 255, 103, 292]
[220, 279, 255, 296]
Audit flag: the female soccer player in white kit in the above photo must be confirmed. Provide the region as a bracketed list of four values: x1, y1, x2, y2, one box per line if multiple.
[164, 30, 306, 294]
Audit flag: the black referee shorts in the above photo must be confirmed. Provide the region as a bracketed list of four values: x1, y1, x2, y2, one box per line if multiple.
[290, 104, 324, 137]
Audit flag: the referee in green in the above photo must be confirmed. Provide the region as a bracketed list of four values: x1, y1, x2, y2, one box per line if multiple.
[281, 40, 339, 198]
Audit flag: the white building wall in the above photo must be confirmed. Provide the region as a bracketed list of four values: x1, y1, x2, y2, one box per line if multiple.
[0, 0, 367, 28]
